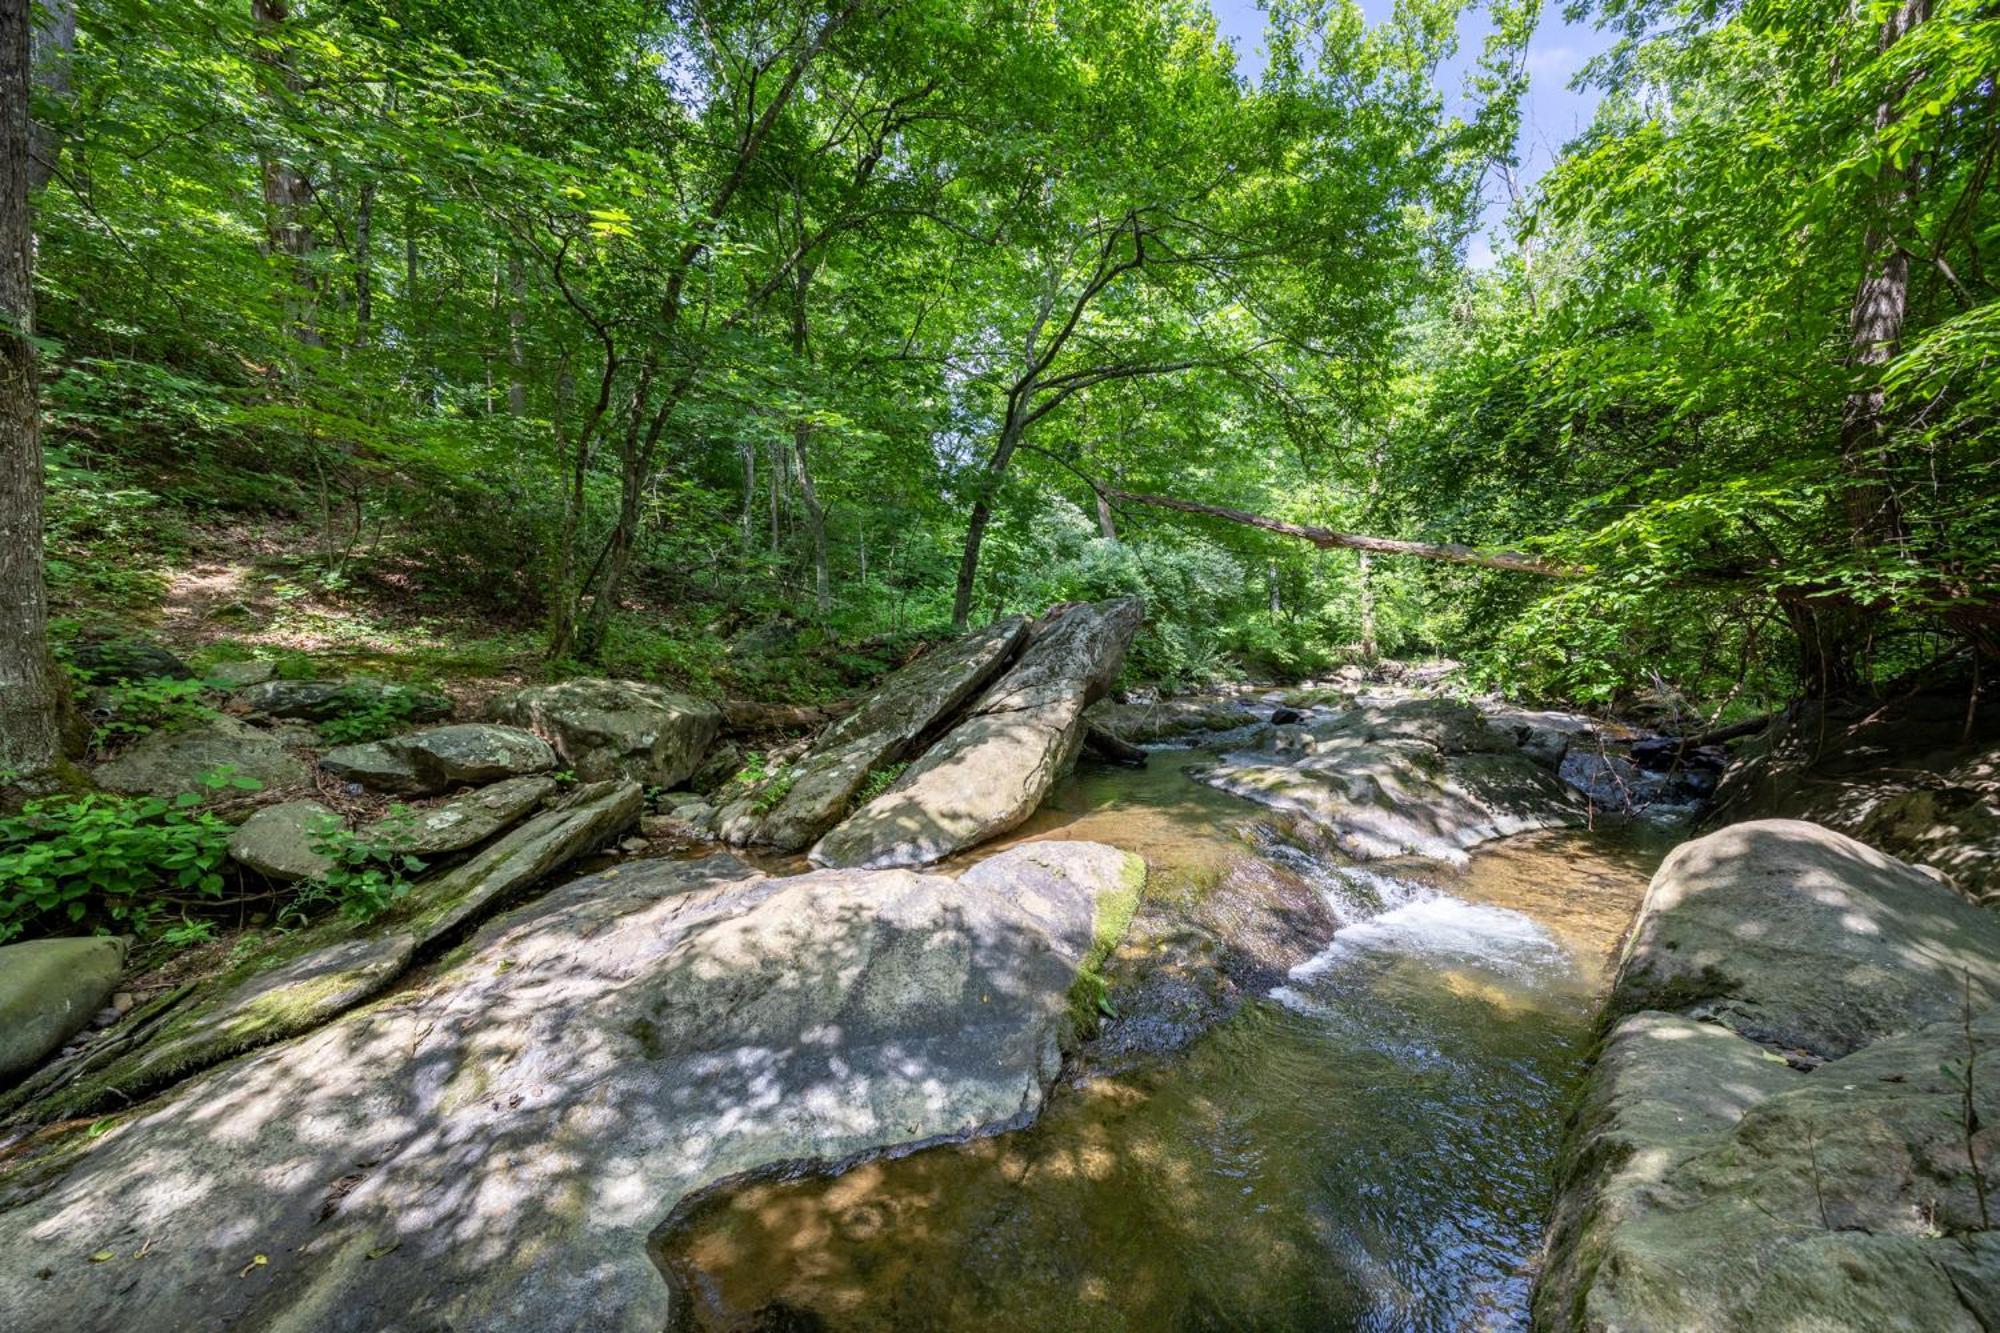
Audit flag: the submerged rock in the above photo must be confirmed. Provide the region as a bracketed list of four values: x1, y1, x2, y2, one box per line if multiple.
[0, 842, 1142, 1332]
[0, 937, 127, 1080]
[811, 597, 1144, 868]
[1536, 819, 2000, 1330]
[94, 714, 310, 798]
[744, 616, 1029, 852]
[227, 799, 337, 882]
[488, 677, 722, 787]
[1193, 699, 1581, 864]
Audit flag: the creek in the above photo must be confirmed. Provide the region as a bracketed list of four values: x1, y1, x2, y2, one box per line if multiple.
[657, 747, 1669, 1332]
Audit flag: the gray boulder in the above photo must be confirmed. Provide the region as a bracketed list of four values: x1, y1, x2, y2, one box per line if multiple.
[239, 679, 450, 724]
[488, 677, 722, 787]
[0, 841, 1142, 1332]
[382, 723, 556, 790]
[1614, 818, 2000, 1060]
[202, 660, 275, 688]
[811, 598, 1144, 868]
[317, 740, 423, 793]
[1084, 694, 1263, 745]
[94, 714, 310, 798]
[226, 800, 337, 882]
[0, 938, 127, 1079]
[746, 616, 1029, 852]
[376, 775, 556, 856]
[67, 635, 190, 685]
[1537, 819, 2000, 1330]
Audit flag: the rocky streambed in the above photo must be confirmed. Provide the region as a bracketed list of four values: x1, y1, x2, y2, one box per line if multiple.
[3, 613, 1994, 1332]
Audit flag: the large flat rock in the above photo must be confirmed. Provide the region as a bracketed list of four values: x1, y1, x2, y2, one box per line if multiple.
[1537, 819, 2000, 1331]
[747, 616, 1029, 852]
[93, 714, 310, 798]
[811, 597, 1143, 868]
[0, 842, 1143, 1332]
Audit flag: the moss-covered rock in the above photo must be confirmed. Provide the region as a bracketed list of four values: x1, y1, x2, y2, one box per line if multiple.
[0, 937, 127, 1080]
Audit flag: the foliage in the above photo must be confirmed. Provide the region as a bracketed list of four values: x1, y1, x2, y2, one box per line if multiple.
[89, 676, 216, 750]
[295, 812, 427, 923]
[315, 685, 440, 745]
[0, 772, 252, 941]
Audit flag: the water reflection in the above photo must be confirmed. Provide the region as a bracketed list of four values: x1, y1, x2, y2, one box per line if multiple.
[658, 758, 1663, 1333]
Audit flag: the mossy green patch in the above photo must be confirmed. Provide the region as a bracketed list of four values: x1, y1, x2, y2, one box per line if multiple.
[1065, 851, 1147, 1042]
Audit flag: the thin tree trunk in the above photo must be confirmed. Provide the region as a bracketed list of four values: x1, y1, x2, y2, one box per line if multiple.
[739, 439, 756, 549]
[252, 0, 318, 348]
[1096, 487, 1119, 541]
[507, 253, 526, 415]
[0, 0, 71, 795]
[1357, 552, 1377, 663]
[25, 0, 72, 192]
[352, 177, 373, 348]
[789, 263, 830, 616]
[951, 405, 1028, 631]
[1267, 560, 1281, 614]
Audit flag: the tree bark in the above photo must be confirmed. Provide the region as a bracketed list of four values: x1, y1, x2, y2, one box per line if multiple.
[0, 0, 71, 795]
[352, 177, 374, 348]
[789, 263, 831, 616]
[506, 252, 526, 415]
[251, 0, 318, 347]
[1100, 488, 1578, 577]
[1357, 551, 1377, 662]
[25, 0, 71, 192]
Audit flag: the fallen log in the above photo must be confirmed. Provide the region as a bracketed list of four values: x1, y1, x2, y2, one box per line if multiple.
[1083, 724, 1148, 767]
[1100, 488, 1577, 578]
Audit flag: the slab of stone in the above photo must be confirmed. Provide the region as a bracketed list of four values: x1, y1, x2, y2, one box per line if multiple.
[0, 938, 127, 1079]
[487, 677, 722, 786]
[1614, 818, 2000, 1060]
[377, 776, 557, 857]
[318, 740, 424, 794]
[812, 598, 1144, 868]
[746, 616, 1029, 852]
[380, 723, 556, 791]
[0, 842, 1143, 1332]
[397, 779, 644, 946]
[203, 660, 276, 688]
[239, 679, 450, 724]
[93, 714, 311, 798]
[1083, 694, 1264, 744]
[227, 800, 337, 882]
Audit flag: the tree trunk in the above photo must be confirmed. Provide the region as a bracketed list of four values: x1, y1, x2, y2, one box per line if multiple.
[1267, 559, 1280, 615]
[507, 252, 526, 415]
[1095, 473, 1118, 541]
[739, 439, 756, 549]
[1101, 487, 1578, 577]
[789, 265, 830, 616]
[352, 177, 374, 348]
[1357, 551, 1377, 663]
[251, 0, 317, 347]
[25, 0, 72, 192]
[0, 0, 71, 796]
[951, 407, 1028, 631]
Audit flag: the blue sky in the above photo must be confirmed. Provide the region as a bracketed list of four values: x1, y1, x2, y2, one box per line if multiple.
[1206, 1, 1614, 265]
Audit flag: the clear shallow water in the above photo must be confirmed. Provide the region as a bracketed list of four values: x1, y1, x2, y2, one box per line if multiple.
[657, 754, 1663, 1332]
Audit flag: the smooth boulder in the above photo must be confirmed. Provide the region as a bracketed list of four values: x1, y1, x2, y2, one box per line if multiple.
[0, 937, 127, 1079]
[746, 616, 1029, 852]
[488, 677, 721, 787]
[0, 842, 1143, 1332]
[93, 714, 310, 798]
[226, 799, 337, 882]
[811, 597, 1144, 868]
[1536, 820, 2000, 1330]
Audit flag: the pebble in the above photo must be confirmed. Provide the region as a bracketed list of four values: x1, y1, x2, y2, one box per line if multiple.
[619, 837, 649, 853]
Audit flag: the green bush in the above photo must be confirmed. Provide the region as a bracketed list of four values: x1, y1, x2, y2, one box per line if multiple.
[0, 781, 243, 942]
[90, 676, 216, 750]
[315, 686, 441, 745]
[293, 812, 427, 923]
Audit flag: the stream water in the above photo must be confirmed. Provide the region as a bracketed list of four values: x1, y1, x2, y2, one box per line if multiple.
[657, 750, 1667, 1332]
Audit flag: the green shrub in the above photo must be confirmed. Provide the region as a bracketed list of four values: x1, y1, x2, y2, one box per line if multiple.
[293, 812, 427, 922]
[90, 675, 216, 750]
[316, 685, 441, 745]
[0, 776, 250, 941]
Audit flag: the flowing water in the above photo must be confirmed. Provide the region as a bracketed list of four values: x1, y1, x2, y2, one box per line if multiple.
[657, 750, 1666, 1332]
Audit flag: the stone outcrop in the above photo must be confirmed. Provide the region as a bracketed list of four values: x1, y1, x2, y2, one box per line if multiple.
[378, 775, 556, 856]
[226, 799, 337, 882]
[0, 938, 127, 1080]
[320, 725, 555, 796]
[742, 616, 1029, 852]
[93, 714, 310, 798]
[238, 679, 449, 724]
[1193, 698, 1582, 864]
[0, 842, 1142, 1333]
[1084, 694, 1263, 745]
[811, 598, 1144, 868]
[1536, 819, 2000, 1331]
[488, 677, 721, 787]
